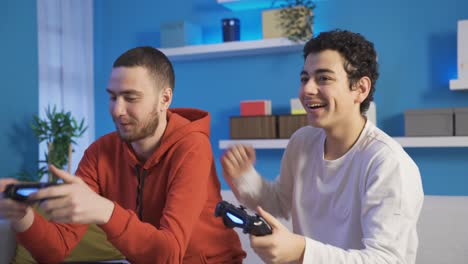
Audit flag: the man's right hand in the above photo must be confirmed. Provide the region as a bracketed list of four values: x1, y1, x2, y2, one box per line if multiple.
[0, 178, 34, 231]
[221, 144, 256, 181]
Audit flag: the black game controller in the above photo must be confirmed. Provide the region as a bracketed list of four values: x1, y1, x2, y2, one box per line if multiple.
[215, 200, 272, 236]
[2, 182, 60, 203]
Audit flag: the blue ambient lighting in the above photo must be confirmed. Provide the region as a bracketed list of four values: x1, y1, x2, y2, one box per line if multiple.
[219, 0, 286, 11]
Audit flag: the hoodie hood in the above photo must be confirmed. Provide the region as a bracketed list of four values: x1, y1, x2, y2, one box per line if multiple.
[123, 108, 211, 169]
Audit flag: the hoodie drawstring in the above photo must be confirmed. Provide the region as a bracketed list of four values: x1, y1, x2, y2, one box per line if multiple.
[135, 165, 148, 220]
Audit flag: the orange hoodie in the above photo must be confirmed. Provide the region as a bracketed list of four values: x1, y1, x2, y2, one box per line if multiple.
[17, 108, 246, 263]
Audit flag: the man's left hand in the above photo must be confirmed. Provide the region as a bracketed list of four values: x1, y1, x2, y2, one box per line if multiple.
[30, 165, 115, 225]
[250, 207, 305, 264]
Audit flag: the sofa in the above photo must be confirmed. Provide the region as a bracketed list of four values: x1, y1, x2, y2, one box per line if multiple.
[1, 193, 467, 264]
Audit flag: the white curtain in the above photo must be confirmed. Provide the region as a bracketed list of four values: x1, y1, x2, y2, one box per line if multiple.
[37, 0, 94, 177]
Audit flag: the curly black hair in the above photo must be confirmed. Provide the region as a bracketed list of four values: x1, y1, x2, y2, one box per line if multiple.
[303, 29, 379, 114]
[113, 46, 175, 91]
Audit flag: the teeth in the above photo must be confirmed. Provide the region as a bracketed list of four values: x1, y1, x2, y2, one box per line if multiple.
[308, 103, 325, 109]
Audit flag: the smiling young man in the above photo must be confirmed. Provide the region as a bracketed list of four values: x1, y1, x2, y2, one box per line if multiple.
[222, 30, 424, 263]
[0, 47, 245, 263]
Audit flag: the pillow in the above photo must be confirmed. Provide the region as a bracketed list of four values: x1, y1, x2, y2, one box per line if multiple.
[12, 208, 125, 263]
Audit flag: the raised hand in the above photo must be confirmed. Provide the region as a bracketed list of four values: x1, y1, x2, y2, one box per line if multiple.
[250, 207, 305, 264]
[221, 144, 256, 181]
[29, 165, 115, 225]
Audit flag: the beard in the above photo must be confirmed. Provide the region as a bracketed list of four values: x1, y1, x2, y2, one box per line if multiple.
[114, 107, 160, 143]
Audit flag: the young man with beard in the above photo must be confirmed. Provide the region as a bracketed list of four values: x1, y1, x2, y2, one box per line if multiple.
[221, 30, 424, 263]
[0, 47, 245, 263]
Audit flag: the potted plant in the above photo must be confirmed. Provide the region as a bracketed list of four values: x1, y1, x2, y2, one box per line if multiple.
[29, 105, 87, 182]
[271, 0, 316, 42]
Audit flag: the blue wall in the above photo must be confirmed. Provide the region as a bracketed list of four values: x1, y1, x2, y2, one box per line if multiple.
[0, 0, 38, 178]
[94, 0, 468, 195]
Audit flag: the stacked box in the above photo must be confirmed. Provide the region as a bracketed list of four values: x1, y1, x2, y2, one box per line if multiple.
[278, 114, 308, 138]
[404, 108, 454, 136]
[290, 98, 306, 115]
[230, 116, 277, 139]
[454, 107, 468, 136]
[261, 7, 312, 39]
[160, 21, 202, 48]
[240, 100, 271, 116]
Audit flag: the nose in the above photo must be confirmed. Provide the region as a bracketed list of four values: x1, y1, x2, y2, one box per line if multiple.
[110, 97, 126, 118]
[301, 79, 319, 95]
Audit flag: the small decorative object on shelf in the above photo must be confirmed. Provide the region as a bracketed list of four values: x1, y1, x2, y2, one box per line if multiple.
[404, 108, 454, 137]
[290, 98, 306, 114]
[263, 0, 316, 42]
[230, 116, 277, 139]
[160, 21, 202, 48]
[240, 100, 272, 116]
[454, 107, 468, 136]
[278, 114, 308, 138]
[222, 18, 241, 42]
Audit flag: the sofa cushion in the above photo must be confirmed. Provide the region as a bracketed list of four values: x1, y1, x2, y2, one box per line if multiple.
[416, 195, 468, 264]
[11, 205, 125, 263]
[11, 222, 125, 263]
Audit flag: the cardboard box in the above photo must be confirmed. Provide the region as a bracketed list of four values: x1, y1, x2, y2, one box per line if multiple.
[404, 108, 454, 136]
[262, 7, 312, 39]
[160, 21, 201, 48]
[454, 107, 468, 136]
[230, 116, 277, 139]
[240, 100, 271, 116]
[278, 114, 308, 138]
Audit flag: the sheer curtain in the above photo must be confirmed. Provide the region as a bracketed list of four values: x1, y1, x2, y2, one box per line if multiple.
[37, 0, 94, 177]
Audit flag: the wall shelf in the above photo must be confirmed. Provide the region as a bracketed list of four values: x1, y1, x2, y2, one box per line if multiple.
[219, 136, 468, 149]
[160, 38, 303, 61]
[449, 79, 468, 90]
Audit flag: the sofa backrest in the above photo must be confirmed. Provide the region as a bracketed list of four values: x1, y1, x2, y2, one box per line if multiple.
[416, 195, 468, 264]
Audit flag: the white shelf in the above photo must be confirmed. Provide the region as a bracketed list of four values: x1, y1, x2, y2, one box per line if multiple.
[220, 139, 289, 149]
[392, 137, 468, 147]
[219, 137, 468, 149]
[449, 79, 468, 90]
[160, 38, 303, 61]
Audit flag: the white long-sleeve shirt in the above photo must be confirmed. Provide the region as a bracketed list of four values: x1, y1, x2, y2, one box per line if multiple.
[230, 121, 424, 264]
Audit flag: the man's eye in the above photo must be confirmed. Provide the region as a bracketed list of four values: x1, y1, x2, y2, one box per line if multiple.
[300, 76, 309, 84]
[317, 76, 331, 82]
[126, 97, 137, 102]
[109, 96, 116, 101]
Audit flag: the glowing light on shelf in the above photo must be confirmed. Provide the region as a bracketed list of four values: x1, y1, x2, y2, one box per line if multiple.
[217, 0, 286, 11]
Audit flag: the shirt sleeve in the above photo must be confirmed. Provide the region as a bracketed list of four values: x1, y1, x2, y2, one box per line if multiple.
[302, 152, 424, 264]
[229, 135, 299, 220]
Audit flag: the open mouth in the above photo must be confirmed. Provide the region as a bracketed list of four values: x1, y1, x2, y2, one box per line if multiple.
[307, 103, 327, 110]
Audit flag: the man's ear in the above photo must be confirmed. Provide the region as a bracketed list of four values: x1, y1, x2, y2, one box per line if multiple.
[160, 87, 173, 111]
[354, 76, 371, 104]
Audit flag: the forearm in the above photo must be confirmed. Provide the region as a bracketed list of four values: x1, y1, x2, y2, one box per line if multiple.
[16, 210, 88, 263]
[231, 167, 290, 219]
[11, 207, 34, 232]
[99, 204, 183, 263]
[303, 237, 404, 264]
